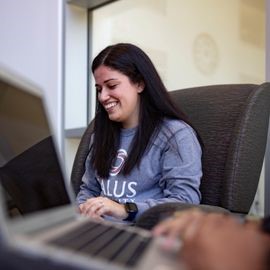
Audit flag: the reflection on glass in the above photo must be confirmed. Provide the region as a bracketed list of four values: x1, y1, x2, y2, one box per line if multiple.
[0, 79, 70, 218]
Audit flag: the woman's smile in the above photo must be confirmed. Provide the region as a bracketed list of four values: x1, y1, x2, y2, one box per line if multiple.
[103, 101, 118, 111]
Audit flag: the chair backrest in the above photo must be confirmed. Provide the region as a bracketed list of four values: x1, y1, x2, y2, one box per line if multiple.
[71, 123, 94, 196]
[170, 83, 270, 214]
[71, 83, 270, 214]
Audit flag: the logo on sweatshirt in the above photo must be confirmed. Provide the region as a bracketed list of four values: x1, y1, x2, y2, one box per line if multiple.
[99, 148, 137, 199]
[100, 179, 137, 199]
[110, 149, 127, 176]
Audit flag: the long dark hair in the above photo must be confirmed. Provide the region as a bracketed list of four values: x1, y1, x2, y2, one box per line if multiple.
[91, 43, 193, 178]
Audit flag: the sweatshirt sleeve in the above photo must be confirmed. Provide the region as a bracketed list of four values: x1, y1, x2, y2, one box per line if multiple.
[135, 124, 202, 219]
[76, 153, 101, 205]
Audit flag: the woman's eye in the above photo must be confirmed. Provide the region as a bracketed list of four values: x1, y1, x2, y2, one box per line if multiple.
[108, 84, 117, 89]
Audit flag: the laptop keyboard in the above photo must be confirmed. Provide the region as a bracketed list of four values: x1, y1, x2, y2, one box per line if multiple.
[47, 221, 152, 267]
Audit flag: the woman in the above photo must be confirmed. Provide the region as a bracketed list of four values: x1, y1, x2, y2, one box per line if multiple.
[77, 43, 202, 223]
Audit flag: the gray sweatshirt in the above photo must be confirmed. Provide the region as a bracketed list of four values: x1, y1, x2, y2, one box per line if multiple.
[76, 119, 202, 221]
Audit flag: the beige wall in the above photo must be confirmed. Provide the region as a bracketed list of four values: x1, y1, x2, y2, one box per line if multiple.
[92, 0, 264, 93]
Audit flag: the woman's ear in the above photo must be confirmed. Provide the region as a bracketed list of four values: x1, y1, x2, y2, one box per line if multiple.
[137, 82, 145, 93]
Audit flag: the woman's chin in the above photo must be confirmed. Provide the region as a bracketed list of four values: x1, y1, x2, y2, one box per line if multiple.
[108, 114, 121, 123]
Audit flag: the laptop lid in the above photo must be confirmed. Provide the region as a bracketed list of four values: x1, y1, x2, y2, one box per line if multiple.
[0, 66, 77, 237]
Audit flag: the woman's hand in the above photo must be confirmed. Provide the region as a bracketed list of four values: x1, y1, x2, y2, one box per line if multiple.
[79, 197, 128, 220]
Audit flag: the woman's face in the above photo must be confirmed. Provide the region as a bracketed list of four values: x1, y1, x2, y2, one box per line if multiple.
[94, 65, 143, 129]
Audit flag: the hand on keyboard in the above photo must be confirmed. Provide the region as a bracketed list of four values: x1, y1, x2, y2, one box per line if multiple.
[79, 197, 128, 220]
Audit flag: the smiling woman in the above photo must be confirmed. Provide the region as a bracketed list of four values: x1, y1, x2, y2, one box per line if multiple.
[94, 65, 143, 128]
[76, 43, 203, 224]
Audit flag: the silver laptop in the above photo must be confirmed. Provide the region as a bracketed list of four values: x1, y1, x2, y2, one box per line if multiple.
[0, 66, 183, 270]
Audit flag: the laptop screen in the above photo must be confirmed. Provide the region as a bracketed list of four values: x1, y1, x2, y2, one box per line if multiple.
[0, 75, 71, 218]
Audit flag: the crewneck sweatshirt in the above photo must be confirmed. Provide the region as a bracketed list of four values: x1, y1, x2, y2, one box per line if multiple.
[77, 118, 202, 222]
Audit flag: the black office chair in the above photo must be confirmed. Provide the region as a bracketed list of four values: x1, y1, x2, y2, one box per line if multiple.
[71, 83, 270, 229]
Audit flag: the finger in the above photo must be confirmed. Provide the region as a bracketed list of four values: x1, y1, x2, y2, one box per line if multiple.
[78, 204, 84, 213]
[79, 203, 88, 214]
[85, 210, 104, 221]
[82, 201, 104, 220]
[95, 208, 106, 217]
[85, 201, 104, 216]
[182, 213, 233, 242]
[95, 199, 114, 216]
[180, 216, 202, 241]
[79, 198, 97, 215]
[153, 209, 205, 237]
[198, 213, 232, 232]
[154, 218, 185, 237]
[153, 218, 175, 236]
[154, 218, 182, 236]
[95, 201, 108, 216]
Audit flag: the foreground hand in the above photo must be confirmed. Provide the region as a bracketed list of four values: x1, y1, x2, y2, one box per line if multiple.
[79, 197, 128, 220]
[153, 208, 207, 241]
[153, 209, 270, 270]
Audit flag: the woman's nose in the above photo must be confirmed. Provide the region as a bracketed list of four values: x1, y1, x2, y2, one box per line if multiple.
[98, 88, 109, 102]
